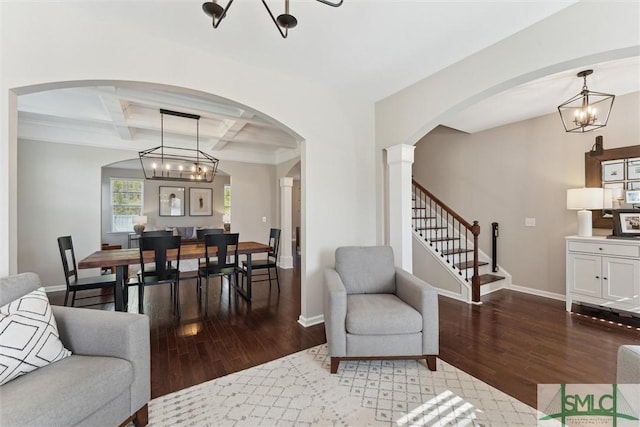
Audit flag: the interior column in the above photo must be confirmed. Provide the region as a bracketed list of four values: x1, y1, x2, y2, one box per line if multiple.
[279, 177, 294, 269]
[385, 144, 415, 272]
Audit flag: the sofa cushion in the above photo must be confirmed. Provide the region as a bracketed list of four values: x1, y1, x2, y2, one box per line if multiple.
[346, 294, 422, 335]
[0, 354, 132, 427]
[335, 246, 396, 294]
[0, 287, 71, 385]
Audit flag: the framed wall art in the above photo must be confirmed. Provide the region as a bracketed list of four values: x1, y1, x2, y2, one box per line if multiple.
[613, 209, 640, 237]
[159, 186, 185, 216]
[189, 187, 213, 216]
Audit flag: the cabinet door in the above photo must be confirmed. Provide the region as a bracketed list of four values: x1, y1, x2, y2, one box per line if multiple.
[602, 256, 640, 306]
[567, 254, 601, 298]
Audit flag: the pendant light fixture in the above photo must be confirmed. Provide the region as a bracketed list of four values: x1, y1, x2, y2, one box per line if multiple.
[557, 69, 615, 133]
[202, 0, 343, 39]
[139, 109, 219, 183]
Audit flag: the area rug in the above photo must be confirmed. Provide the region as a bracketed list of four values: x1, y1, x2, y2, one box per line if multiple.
[148, 344, 537, 426]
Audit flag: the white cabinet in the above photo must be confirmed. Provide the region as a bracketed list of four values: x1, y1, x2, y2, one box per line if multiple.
[566, 236, 640, 314]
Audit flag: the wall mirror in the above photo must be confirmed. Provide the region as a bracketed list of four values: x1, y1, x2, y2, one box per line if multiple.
[585, 144, 640, 229]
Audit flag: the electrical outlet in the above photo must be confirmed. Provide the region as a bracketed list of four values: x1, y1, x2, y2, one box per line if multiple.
[525, 217, 536, 227]
[262, 216, 267, 223]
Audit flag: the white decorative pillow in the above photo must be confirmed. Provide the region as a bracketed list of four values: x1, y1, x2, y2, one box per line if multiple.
[0, 287, 72, 385]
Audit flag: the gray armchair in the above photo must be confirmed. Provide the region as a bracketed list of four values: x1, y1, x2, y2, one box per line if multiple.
[323, 246, 439, 374]
[0, 272, 150, 427]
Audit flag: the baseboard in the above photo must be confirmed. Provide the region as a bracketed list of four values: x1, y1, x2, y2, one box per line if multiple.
[44, 285, 66, 293]
[509, 284, 565, 301]
[298, 314, 324, 327]
[435, 288, 469, 303]
[278, 256, 294, 269]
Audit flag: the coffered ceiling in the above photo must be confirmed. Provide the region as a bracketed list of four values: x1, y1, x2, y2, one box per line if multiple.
[13, 1, 639, 165]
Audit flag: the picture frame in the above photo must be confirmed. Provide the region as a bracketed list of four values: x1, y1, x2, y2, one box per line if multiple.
[612, 209, 640, 237]
[159, 186, 185, 217]
[602, 160, 625, 182]
[189, 187, 213, 216]
[628, 158, 640, 180]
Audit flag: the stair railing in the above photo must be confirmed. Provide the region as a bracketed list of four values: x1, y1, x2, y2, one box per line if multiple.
[412, 179, 481, 302]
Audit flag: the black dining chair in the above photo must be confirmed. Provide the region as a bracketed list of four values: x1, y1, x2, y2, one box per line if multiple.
[138, 235, 182, 316]
[240, 228, 281, 292]
[142, 230, 173, 237]
[57, 236, 117, 307]
[197, 233, 240, 314]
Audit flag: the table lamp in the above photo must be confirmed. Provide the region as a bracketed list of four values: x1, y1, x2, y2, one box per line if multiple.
[566, 188, 604, 237]
[133, 215, 147, 235]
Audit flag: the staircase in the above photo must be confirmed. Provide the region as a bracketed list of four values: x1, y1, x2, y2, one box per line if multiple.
[412, 179, 509, 303]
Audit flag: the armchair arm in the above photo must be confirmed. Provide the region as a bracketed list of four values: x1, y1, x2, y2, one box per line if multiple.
[52, 306, 150, 416]
[323, 269, 347, 357]
[395, 267, 439, 355]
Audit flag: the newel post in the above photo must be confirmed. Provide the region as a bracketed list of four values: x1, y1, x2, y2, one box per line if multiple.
[471, 220, 481, 302]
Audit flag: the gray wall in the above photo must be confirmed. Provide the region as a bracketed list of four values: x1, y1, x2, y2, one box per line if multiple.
[412, 91, 640, 296]
[100, 165, 230, 248]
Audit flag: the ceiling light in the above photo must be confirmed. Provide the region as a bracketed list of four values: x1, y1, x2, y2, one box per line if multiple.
[139, 109, 219, 183]
[558, 69, 615, 133]
[202, 0, 343, 39]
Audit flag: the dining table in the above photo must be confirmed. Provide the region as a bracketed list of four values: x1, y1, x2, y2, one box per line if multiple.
[78, 241, 271, 311]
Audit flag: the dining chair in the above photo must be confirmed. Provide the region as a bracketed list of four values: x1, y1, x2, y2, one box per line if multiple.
[142, 230, 173, 237]
[196, 228, 224, 242]
[57, 236, 117, 307]
[197, 233, 240, 315]
[138, 235, 182, 316]
[240, 228, 281, 292]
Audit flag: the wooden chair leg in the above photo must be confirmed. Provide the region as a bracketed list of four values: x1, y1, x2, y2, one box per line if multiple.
[330, 357, 340, 374]
[274, 267, 280, 291]
[426, 355, 437, 371]
[71, 291, 77, 307]
[64, 290, 70, 306]
[132, 404, 148, 427]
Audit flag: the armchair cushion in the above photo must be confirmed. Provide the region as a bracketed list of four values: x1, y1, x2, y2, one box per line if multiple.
[346, 294, 422, 335]
[335, 246, 396, 294]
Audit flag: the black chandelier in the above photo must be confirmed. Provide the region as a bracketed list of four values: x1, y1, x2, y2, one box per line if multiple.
[202, 0, 343, 38]
[557, 69, 615, 133]
[139, 109, 219, 183]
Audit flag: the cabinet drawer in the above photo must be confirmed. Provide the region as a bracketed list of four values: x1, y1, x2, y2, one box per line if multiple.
[568, 241, 640, 258]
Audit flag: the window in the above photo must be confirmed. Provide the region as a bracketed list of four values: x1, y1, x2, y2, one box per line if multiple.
[111, 178, 144, 232]
[223, 184, 231, 223]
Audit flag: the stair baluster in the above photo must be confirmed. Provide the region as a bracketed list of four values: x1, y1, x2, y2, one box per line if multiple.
[412, 179, 482, 302]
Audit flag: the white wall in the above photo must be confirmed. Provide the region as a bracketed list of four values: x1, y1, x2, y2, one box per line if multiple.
[2, 2, 376, 322]
[375, 1, 639, 245]
[413, 91, 640, 296]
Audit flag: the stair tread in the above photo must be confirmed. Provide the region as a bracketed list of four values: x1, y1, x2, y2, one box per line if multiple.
[430, 237, 460, 242]
[442, 248, 473, 255]
[416, 226, 447, 230]
[413, 216, 436, 219]
[454, 260, 489, 269]
[479, 273, 505, 285]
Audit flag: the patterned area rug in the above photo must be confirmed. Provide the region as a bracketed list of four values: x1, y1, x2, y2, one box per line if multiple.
[148, 344, 536, 426]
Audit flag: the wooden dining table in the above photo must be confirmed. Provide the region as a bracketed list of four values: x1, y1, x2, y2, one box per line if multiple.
[78, 241, 271, 311]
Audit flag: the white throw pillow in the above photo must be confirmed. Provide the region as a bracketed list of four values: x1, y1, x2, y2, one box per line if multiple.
[0, 287, 72, 385]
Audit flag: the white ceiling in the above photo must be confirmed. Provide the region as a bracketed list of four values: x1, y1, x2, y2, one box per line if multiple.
[15, 1, 640, 164]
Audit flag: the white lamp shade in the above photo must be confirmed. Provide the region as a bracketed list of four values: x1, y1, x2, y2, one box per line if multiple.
[133, 215, 148, 225]
[566, 188, 605, 210]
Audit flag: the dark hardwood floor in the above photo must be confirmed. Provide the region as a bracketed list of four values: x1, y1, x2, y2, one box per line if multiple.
[48, 265, 640, 409]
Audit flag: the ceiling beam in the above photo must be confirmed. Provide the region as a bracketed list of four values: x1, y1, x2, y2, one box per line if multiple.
[99, 94, 134, 140]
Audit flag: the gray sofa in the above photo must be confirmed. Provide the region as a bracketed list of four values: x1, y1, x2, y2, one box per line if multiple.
[323, 246, 439, 374]
[617, 345, 640, 384]
[0, 272, 150, 427]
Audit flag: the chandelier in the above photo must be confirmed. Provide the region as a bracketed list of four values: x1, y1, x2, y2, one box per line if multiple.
[139, 109, 219, 183]
[202, 0, 343, 38]
[557, 69, 615, 133]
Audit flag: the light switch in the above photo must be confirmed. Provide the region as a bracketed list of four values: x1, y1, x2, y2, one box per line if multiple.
[525, 217, 536, 227]
[262, 216, 267, 223]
